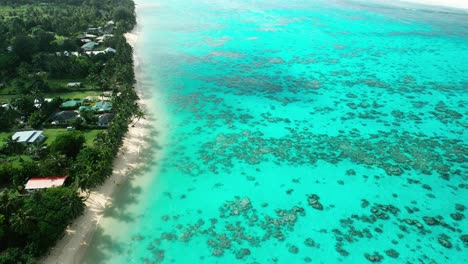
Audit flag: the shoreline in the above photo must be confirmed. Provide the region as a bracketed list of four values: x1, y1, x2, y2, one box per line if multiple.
[41, 18, 161, 264]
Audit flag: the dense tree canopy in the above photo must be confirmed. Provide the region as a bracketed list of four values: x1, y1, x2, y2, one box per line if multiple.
[0, 107, 18, 131]
[50, 132, 85, 159]
[12, 35, 37, 62]
[0, 0, 140, 261]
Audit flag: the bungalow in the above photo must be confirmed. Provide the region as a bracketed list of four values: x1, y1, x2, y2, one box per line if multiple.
[96, 34, 114, 43]
[104, 47, 117, 53]
[67, 82, 81, 88]
[84, 47, 116, 56]
[97, 113, 115, 127]
[85, 50, 105, 56]
[81, 41, 99, 51]
[52, 110, 79, 124]
[92, 101, 112, 112]
[102, 21, 115, 34]
[60, 51, 76, 56]
[85, 34, 97, 39]
[60, 100, 82, 109]
[25, 176, 68, 191]
[86, 27, 100, 34]
[12, 130, 46, 144]
[78, 105, 92, 112]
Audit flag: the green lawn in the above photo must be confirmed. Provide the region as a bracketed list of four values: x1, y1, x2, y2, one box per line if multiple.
[0, 90, 105, 103]
[47, 79, 91, 89]
[1, 129, 102, 147]
[47, 90, 104, 100]
[43, 128, 103, 146]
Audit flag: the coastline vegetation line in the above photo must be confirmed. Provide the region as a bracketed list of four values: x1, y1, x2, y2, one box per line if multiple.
[0, 0, 141, 263]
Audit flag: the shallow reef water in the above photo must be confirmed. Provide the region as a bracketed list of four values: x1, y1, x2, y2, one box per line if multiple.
[84, 0, 467, 263]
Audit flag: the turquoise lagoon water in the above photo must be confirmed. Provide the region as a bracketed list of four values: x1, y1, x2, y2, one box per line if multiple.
[84, 0, 468, 263]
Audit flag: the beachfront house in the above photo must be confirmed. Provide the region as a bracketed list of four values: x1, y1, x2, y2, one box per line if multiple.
[96, 34, 114, 43]
[104, 47, 117, 53]
[25, 176, 68, 192]
[60, 51, 79, 56]
[85, 47, 117, 56]
[78, 105, 92, 112]
[81, 41, 98, 51]
[97, 113, 115, 127]
[92, 101, 112, 113]
[86, 27, 100, 34]
[60, 100, 82, 110]
[85, 34, 97, 39]
[103, 21, 115, 33]
[11, 130, 46, 144]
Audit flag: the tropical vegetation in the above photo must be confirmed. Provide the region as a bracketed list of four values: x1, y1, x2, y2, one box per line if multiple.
[0, 0, 140, 262]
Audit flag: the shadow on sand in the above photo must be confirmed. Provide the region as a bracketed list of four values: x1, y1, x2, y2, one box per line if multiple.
[84, 112, 164, 262]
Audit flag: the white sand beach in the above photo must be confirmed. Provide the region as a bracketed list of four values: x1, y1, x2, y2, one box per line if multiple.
[41, 23, 163, 264]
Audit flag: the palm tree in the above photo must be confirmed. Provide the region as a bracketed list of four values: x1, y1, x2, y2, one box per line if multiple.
[27, 142, 47, 160]
[131, 107, 145, 126]
[62, 190, 85, 218]
[3, 137, 24, 155]
[10, 208, 35, 235]
[0, 190, 20, 217]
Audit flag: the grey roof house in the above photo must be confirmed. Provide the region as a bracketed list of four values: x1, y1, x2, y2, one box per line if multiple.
[97, 113, 115, 127]
[52, 111, 79, 124]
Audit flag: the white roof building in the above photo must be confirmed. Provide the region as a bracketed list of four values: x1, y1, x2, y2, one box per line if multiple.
[67, 82, 81, 87]
[12, 130, 46, 144]
[85, 51, 105, 56]
[104, 47, 116, 53]
[25, 176, 68, 191]
[84, 47, 116, 56]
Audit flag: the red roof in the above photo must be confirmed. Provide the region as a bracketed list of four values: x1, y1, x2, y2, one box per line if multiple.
[25, 176, 68, 190]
